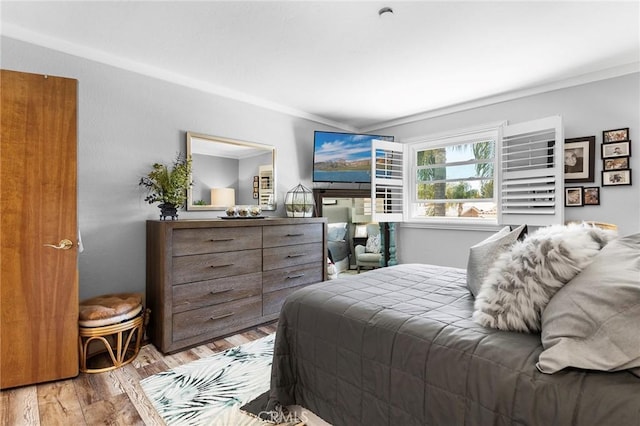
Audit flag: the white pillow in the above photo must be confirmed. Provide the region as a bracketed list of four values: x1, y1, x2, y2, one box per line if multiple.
[365, 234, 380, 253]
[466, 224, 527, 297]
[537, 233, 640, 374]
[473, 223, 617, 333]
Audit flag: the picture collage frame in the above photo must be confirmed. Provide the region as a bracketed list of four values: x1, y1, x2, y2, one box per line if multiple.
[564, 127, 632, 207]
[601, 127, 631, 187]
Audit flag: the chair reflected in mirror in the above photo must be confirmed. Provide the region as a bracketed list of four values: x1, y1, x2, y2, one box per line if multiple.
[355, 224, 382, 273]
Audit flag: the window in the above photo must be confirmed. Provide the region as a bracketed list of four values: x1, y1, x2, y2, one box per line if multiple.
[371, 116, 564, 227]
[410, 128, 498, 222]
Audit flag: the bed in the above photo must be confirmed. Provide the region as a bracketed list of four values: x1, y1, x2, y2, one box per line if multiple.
[323, 206, 352, 274]
[260, 230, 640, 426]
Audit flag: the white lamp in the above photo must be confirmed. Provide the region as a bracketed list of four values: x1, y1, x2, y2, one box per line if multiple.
[210, 188, 235, 207]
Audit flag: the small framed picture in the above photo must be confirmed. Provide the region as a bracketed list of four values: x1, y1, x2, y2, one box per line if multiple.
[603, 156, 629, 171]
[601, 141, 631, 159]
[564, 136, 595, 183]
[602, 169, 632, 186]
[603, 127, 629, 143]
[565, 187, 584, 207]
[583, 187, 600, 205]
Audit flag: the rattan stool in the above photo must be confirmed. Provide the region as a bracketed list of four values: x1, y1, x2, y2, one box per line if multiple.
[78, 293, 149, 373]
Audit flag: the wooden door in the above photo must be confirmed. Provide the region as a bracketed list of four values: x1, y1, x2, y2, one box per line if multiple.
[1, 70, 78, 388]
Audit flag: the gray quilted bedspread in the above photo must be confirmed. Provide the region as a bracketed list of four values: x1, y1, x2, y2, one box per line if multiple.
[269, 264, 640, 426]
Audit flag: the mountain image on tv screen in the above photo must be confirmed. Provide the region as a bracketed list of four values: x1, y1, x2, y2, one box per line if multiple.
[313, 131, 394, 183]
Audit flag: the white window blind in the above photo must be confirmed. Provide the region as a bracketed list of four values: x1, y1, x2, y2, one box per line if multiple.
[498, 115, 564, 227]
[371, 139, 404, 222]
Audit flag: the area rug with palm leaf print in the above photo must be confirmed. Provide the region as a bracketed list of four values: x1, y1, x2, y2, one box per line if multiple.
[140, 333, 300, 426]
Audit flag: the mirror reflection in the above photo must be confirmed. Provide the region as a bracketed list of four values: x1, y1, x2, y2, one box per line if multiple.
[186, 132, 276, 211]
[314, 188, 388, 274]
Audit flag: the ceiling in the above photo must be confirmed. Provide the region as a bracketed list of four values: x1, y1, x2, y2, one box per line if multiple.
[2, 1, 639, 131]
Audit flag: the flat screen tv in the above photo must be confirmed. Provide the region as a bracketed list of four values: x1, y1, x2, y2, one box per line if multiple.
[313, 131, 394, 183]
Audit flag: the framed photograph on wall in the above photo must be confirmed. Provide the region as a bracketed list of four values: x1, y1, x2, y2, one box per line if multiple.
[603, 157, 629, 171]
[602, 169, 632, 186]
[565, 187, 584, 207]
[601, 141, 631, 158]
[564, 136, 595, 183]
[603, 127, 629, 143]
[583, 187, 600, 205]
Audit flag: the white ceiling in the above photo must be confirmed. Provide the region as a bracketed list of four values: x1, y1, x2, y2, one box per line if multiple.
[2, 1, 639, 131]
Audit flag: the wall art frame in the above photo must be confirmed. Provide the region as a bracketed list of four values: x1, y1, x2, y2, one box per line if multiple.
[564, 136, 595, 183]
[603, 157, 629, 171]
[565, 186, 584, 207]
[601, 141, 631, 159]
[602, 169, 632, 186]
[603, 127, 629, 143]
[583, 187, 600, 205]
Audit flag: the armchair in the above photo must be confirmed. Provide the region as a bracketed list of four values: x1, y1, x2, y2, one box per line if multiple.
[354, 224, 382, 273]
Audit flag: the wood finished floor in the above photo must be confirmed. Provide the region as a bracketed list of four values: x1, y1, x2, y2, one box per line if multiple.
[0, 323, 277, 426]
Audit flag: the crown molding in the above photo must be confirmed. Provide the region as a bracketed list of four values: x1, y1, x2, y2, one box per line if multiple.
[4, 22, 636, 135]
[2, 23, 356, 132]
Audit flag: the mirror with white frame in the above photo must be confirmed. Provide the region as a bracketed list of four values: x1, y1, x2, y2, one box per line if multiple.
[186, 132, 276, 211]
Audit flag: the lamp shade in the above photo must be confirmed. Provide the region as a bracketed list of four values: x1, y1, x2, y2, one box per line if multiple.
[210, 188, 235, 207]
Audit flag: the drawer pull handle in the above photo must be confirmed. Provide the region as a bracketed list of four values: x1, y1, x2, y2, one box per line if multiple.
[210, 263, 233, 268]
[209, 312, 234, 321]
[287, 273, 305, 279]
[209, 289, 232, 295]
[286, 254, 304, 258]
[210, 238, 234, 242]
[286, 233, 304, 237]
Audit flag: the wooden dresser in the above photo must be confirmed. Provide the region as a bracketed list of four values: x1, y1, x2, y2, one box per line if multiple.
[146, 217, 327, 353]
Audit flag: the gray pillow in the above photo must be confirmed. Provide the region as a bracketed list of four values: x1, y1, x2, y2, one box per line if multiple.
[537, 233, 640, 374]
[466, 224, 526, 297]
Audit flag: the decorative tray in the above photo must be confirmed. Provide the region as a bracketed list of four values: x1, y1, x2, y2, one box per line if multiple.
[219, 216, 265, 219]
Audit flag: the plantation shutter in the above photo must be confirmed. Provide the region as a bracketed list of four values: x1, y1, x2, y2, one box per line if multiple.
[371, 139, 404, 222]
[498, 115, 564, 227]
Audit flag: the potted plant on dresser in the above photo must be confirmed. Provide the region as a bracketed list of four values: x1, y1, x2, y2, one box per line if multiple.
[139, 153, 192, 220]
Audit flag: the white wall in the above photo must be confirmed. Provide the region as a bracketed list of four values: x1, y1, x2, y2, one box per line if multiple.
[1, 37, 341, 300]
[375, 73, 640, 268]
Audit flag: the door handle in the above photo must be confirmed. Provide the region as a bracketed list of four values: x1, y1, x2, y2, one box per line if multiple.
[43, 239, 73, 250]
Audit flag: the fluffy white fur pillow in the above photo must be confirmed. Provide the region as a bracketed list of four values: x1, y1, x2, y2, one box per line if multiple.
[473, 223, 617, 333]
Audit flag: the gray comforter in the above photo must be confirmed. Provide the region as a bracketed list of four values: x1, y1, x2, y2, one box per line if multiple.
[268, 264, 640, 426]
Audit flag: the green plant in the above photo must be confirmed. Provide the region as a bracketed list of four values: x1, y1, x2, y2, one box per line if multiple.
[139, 153, 192, 207]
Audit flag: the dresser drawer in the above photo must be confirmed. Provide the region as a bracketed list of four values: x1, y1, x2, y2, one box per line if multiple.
[172, 249, 261, 285]
[263, 224, 323, 248]
[173, 227, 261, 256]
[172, 295, 262, 342]
[263, 285, 311, 316]
[263, 263, 323, 293]
[263, 242, 323, 271]
[172, 272, 262, 314]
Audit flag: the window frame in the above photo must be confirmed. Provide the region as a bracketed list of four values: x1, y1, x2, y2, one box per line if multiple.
[405, 122, 504, 226]
[371, 116, 563, 229]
